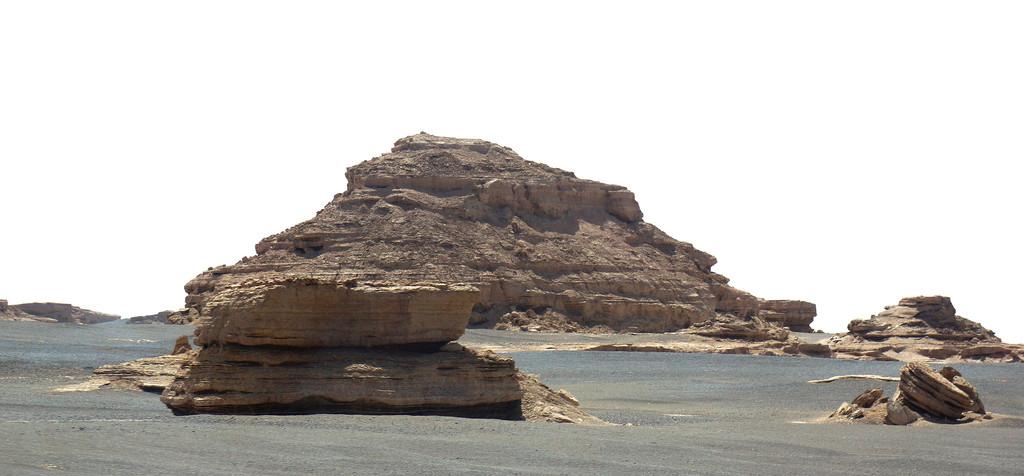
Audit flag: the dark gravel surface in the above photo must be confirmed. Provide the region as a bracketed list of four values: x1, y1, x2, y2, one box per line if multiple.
[3, 322, 1023, 475]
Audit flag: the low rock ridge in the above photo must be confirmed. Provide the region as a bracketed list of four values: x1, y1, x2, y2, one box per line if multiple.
[127, 310, 174, 324]
[829, 296, 1022, 363]
[175, 133, 814, 337]
[0, 300, 119, 324]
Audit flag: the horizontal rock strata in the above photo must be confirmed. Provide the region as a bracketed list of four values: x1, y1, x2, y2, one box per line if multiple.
[162, 342, 523, 417]
[829, 296, 1023, 363]
[175, 133, 813, 335]
[193, 279, 478, 348]
[1, 300, 119, 324]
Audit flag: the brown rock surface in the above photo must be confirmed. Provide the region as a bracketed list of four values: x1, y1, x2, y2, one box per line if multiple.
[0, 299, 50, 321]
[127, 310, 173, 324]
[829, 296, 1024, 363]
[898, 362, 985, 421]
[161, 342, 523, 417]
[757, 299, 816, 332]
[192, 279, 478, 348]
[175, 133, 811, 335]
[824, 363, 991, 425]
[165, 308, 200, 325]
[171, 335, 192, 355]
[9, 302, 119, 324]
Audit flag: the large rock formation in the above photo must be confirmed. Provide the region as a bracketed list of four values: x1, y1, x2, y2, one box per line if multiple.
[1, 301, 119, 324]
[176, 133, 813, 336]
[158, 278, 599, 422]
[829, 296, 1023, 362]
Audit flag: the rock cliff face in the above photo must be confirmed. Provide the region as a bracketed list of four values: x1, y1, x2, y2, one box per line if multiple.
[758, 299, 816, 332]
[177, 133, 813, 335]
[1, 301, 119, 324]
[160, 278, 585, 420]
[0, 299, 46, 321]
[829, 296, 1023, 362]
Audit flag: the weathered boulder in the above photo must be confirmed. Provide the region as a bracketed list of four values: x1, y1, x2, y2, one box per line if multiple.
[174, 133, 812, 335]
[898, 362, 985, 421]
[826, 363, 989, 425]
[9, 302, 119, 324]
[829, 296, 1024, 363]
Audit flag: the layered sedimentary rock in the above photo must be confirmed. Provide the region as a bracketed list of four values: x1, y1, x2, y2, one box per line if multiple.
[127, 310, 174, 324]
[829, 296, 1023, 362]
[825, 363, 990, 425]
[175, 133, 811, 335]
[165, 308, 201, 325]
[159, 277, 599, 421]
[2, 301, 119, 324]
[162, 342, 523, 417]
[757, 299, 816, 332]
[0, 299, 46, 321]
[192, 279, 478, 348]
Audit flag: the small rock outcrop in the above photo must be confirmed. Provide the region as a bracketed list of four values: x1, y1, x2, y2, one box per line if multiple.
[172, 133, 812, 336]
[164, 308, 201, 325]
[127, 310, 174, 324]
[826, 363, 991, 425]
[829, 296, 1023, 362]
[3, 301, 119, 324]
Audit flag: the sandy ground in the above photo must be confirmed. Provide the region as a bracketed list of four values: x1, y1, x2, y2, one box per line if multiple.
[2, 322, 1023, 475]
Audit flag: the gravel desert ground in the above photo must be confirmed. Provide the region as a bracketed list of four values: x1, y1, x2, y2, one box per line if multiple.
[2, 322, 1023, 475]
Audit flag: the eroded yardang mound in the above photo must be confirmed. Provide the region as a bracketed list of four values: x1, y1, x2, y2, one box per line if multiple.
[829, 296, 1023, 362]
[181, 133, 812, 334]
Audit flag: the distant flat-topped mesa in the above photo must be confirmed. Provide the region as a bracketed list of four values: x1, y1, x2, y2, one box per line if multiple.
[829, 296, 1023, 363]
[181, 133, 813, 334]
[0, 300, 119, 324]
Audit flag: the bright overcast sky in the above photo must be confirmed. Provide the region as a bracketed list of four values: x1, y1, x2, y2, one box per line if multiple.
[2, 2, 1021, 343]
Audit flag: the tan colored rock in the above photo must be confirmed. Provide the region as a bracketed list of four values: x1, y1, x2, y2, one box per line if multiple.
[165, 308, 200, 325]
[192, 279, 478, 348]
[174, 133, 812, 335]
[171, 335, 192, 355]
[127, 310, 174, 324]
[898, 362, 984, 420]
[884, 390, 921, 425]
[687, 315, 789, 342]
[0, 299, 50, 321]
[5, 301, 119, 324]
[829, 296, 1024, 363]
[851, 388, 884, 408]
[55, 352, 195, 393]
[161, 343, 523, 418]
[757, 299, 816, 332]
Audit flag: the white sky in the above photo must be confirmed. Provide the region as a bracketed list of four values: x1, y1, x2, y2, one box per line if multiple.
[2, 2, 1021, 343]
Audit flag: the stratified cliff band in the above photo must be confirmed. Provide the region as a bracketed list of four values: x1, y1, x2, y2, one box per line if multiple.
[180, 133, 813, 334]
